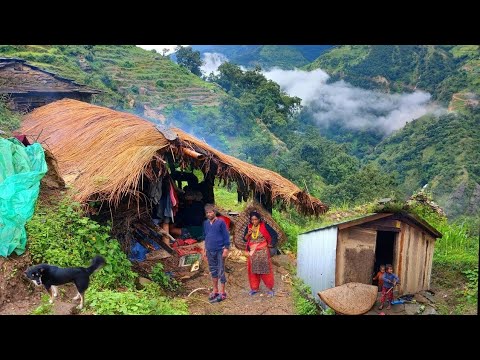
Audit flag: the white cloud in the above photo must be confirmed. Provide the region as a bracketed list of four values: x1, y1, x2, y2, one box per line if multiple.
[263, 68, 442, 134]
[201, 52, 228, 76]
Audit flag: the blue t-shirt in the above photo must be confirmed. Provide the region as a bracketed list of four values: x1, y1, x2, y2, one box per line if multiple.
[382, 272, 400, 289]
[203, 217, 230, 251]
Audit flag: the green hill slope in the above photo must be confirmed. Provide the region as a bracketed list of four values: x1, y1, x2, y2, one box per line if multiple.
[305, 45, 479, 108]
[368, 109, 480, 217]
[191, 45, 333, 69]
[0, 45, 222, 113]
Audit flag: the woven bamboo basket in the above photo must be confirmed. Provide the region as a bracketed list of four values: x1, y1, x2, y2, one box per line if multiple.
[231, 202, 286, 250]
[318, 282, 378, 315]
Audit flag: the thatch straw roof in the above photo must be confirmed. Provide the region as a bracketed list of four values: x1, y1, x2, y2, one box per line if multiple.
[22, 99, 170, 205]
[318, 282, 378, 315]
[173, 128, 328, 215]
[21, 99, 327, 215]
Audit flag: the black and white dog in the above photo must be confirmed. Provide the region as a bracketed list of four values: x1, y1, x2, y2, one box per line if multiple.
[25, 256, 105, 309]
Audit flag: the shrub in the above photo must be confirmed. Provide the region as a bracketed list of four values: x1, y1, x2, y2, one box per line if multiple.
[26, 198, 136, 290]
[151, 263, 181, 291]
[0, 96, 21, 131]
[87, 283, 188, 315]
[292, 277, 320, 315]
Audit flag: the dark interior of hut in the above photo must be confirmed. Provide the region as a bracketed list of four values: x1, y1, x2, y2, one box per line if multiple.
[372, 231, 396, 284]
[86, 150, 253, 281]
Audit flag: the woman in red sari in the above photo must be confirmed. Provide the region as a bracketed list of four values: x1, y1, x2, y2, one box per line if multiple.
[243, 211, 275, 296]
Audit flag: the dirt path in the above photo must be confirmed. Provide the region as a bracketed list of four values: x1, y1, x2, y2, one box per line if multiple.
[183, 254, 296, 315]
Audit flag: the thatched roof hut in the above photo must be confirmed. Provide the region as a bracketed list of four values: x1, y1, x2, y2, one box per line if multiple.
[21, 99, 328, 215]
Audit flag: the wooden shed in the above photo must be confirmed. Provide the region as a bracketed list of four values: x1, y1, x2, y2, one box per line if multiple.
[0, 57, 100, 112]
[297, 212, 442, 302]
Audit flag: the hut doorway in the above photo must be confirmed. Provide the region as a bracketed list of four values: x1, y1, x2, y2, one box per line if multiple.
[373, 231, 396, 277]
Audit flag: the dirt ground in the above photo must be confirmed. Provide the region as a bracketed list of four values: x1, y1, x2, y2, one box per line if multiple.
[1, 248, 474, 315]
[0, 250, 297, 315]
[182, 253, 296, 315]
[0, 253, 84, 315]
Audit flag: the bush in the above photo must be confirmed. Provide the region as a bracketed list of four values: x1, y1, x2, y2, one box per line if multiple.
[30, 294, 54, 315]
[26, 198, 136, 290]
[151, 263, 181, 291]
[87, 283, 188, 315]
[0, 96, 21, 131]
[292, 277, 320, 315]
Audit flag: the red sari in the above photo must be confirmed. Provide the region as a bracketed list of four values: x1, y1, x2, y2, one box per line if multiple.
[245, 222, 274, 290]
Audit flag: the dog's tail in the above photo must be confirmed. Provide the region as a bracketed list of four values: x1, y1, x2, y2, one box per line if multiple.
[86, 255, 105, 275]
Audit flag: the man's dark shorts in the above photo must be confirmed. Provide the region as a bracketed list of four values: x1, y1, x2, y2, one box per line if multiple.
[206, 249, 227, 283]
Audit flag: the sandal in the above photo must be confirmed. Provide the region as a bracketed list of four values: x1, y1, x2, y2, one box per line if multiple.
[208, 292, 219, 301]
[267, 290, 275, 297]
[248, 289, 259, 296]
[210, 293, 227, 303]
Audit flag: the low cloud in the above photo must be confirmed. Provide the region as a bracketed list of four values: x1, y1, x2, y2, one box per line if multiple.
[264, 68, 442, 134]
[201, 52, 228, 76]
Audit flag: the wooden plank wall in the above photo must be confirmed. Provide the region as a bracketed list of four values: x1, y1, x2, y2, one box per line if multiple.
[398, 223, 435, 294]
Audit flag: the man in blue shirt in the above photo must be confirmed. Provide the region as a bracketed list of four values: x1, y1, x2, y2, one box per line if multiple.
[203, 204, 230, 303]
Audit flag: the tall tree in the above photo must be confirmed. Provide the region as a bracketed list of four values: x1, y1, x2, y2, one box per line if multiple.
[175, 46, 203, 76]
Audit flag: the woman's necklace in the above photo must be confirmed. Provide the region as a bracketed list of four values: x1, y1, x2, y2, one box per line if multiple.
[251, 225, 260, 239]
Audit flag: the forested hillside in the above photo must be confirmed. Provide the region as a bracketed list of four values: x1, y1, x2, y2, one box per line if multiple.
[191, 45, 333, 69]
[1, 44, 478, 217]
[305, 45, 479, 107]
[369, 109, 480, 217]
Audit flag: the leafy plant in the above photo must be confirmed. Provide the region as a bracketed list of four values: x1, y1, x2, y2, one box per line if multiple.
[30, 294, 54, 315]
[151, 263, 181, 291]
[0, 95, 21, 132]
[26, 198, 136, 290]
[292, 277, 320, 315]
[87, 283, 188, 315]
[462, 268, 478, 304]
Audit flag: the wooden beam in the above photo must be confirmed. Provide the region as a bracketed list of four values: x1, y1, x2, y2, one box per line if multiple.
[337, 213, 393, 230]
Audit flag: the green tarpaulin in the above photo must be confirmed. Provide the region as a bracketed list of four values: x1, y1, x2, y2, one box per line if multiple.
[0, 138, 47, 257]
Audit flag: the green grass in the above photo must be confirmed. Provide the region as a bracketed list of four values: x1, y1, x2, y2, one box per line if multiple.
[30, 294, 54, 315]
[0, 96, 21, 133]
[0, 45, 223, 110]
[303, 45, 370, 72]
[213, 184, 246, 213]
[26, 195, 188, 315]
[292, 277, 320, 315]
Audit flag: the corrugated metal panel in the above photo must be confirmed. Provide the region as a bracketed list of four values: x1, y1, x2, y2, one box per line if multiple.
[297, 227, 337, 303]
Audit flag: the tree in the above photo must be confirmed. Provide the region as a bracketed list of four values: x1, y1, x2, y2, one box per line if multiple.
[162, 48, 170, 57]
[175, 46, 203, 76]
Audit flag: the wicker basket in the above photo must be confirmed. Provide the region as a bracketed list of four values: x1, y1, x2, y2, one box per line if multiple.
[318, 282, 378, 315]
[231, 202, 286, 250]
